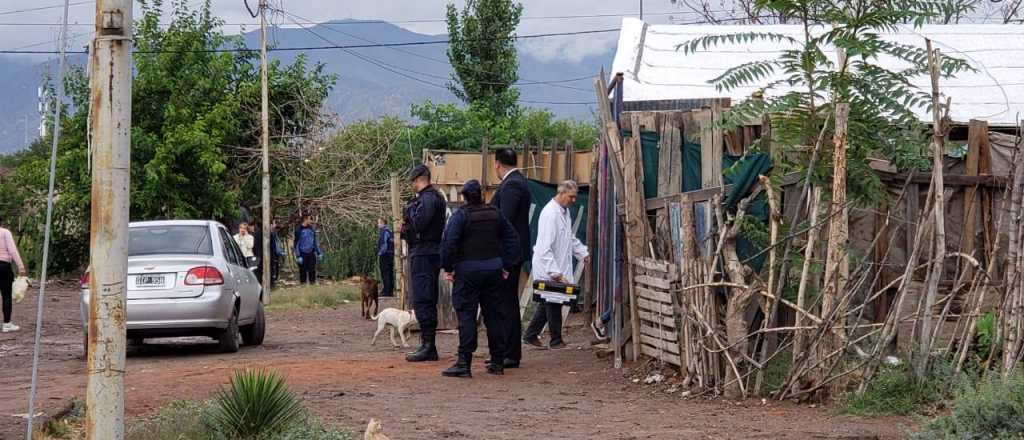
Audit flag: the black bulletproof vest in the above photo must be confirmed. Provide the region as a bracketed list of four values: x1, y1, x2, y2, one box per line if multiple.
[458, 204, 502, 261]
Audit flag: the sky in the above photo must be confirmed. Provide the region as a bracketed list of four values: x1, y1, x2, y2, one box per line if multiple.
[0, 0, 706, 63]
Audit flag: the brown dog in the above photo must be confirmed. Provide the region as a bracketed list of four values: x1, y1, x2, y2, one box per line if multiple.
[361, 276, 380, 319]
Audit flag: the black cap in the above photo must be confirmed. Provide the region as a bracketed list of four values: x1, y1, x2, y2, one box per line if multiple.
[408, 164, 430, 181]
[460, 179, 482, 197]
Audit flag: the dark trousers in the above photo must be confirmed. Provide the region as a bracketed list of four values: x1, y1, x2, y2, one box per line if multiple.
[411, 254, 441, 340]
[453, 269, 504, 359]
[299, 252, 317, 284]
[491, 264, 523, 362]
[270, 256, 280, 287]
[524, 302, 564, 345]
[0, 262, 12, 323]
[379, 254, 395, 297]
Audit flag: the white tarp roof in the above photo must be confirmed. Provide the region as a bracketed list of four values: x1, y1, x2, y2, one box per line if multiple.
[611, 18, 1024, 126]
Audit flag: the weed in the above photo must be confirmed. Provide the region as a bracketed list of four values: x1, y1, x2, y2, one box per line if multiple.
[838, 365, 947, 416]
[267, 284, 359, 310]
[126, 400, 216, 440]
[762, 351, 792, 394]
[912, 373, 1024, 439]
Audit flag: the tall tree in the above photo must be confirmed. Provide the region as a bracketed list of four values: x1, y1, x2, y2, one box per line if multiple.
[445, 0, 524, 118]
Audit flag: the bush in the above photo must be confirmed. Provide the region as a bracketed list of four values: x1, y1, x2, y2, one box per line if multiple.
[839, 365, 947, 416]
[208, 369, 304, 439]
[127, 400, 216, 440]
[913, 374, 1024, 439]
[319, 222, 379, 280]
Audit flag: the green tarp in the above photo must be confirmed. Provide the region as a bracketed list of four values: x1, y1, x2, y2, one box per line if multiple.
[523, 179, 589, 273]
[624, 128, 773, 271]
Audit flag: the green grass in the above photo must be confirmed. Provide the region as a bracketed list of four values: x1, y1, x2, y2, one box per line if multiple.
[266, 284, 360, 310]
[761, 351, 792, 394]
[912, 374, 1024, 439]
[838, 365, 948, 417]
[126, 400, 354, 440]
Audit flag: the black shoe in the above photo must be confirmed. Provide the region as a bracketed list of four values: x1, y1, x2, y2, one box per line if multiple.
[487, 362, 504, 375]
[442, 354, 472, 378]
[503, 359, 520, 368]
[406, 342, 439, 362]
[549, 341, 567, 349]
[523, 337, 544, 348]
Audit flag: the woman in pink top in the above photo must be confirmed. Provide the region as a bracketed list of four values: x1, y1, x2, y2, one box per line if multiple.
[0, 226, 26, 332]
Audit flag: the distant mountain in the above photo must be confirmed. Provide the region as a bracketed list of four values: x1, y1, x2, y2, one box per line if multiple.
[0, 20, 614, 153]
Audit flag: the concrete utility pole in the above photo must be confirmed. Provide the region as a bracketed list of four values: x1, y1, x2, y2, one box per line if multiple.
[259, 0, 272, 303]
[85, 0, 131, 438]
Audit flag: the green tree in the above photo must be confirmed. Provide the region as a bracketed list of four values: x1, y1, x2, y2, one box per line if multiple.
[0, 0, 334, 274]
[445, 0, 524, 118]
[410, 101, 597, 151]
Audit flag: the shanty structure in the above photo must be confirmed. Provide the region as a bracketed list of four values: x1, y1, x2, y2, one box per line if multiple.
[588, 17, 1024, 387]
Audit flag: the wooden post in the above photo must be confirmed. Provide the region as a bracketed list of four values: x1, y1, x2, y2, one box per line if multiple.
[820, 102, 850, 385]
[549, 141, 559, 183]
[481, 139, 489, 187]
[391, 174, 405, 308]
[919, 40, 947, 380]
[565, 140, 575, 182]
[962, 120, 988, 284]
[624, 114, 649, 361]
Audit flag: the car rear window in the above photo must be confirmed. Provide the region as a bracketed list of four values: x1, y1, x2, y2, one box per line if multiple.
[128, 225, 214, 256]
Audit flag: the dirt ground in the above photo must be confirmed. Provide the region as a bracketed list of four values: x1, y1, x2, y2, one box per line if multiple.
[0, 285, 912, 440]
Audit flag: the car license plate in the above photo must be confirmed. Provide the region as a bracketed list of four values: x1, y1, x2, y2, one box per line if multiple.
[136, 275, 165, 287]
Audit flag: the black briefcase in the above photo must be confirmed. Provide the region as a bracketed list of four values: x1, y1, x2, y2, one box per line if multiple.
[532, 280, 581, 305]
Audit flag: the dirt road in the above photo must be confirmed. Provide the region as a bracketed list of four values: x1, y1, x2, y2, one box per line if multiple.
[0, 286, 909, 439]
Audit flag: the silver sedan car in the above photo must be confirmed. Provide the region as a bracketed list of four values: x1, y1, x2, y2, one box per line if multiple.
[80, 220, 265, 354]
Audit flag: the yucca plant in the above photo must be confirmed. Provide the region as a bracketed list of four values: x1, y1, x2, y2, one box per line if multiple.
[209, 369, 304, 439]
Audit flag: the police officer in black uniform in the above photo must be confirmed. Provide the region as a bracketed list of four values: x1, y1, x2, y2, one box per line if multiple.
[402, 165, 447, 362]
[440, 180, 521, 377]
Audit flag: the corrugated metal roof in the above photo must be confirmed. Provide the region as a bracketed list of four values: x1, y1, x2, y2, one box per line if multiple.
[611, 18, 1024, 126]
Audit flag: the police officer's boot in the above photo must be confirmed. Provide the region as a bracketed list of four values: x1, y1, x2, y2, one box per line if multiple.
[406, 334, 439, 362]
[442, 353, 472, 378]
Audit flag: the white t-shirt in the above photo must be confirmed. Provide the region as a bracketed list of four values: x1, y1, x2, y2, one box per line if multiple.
[234, 233, 255, 258]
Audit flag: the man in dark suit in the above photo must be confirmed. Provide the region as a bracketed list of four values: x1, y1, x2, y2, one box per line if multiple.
[488, 148, 533, 369]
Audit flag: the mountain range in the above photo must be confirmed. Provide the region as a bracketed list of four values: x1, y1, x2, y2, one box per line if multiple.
[0, 20, 616, 153]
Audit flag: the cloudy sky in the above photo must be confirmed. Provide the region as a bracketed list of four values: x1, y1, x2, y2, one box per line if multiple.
[0, 0, 710, 62]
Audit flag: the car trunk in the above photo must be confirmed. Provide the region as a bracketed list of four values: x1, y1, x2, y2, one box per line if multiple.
[127, 255, 214, 300]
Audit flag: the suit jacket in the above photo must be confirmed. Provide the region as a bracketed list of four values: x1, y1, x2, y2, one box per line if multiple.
[490, 169, 533, 264]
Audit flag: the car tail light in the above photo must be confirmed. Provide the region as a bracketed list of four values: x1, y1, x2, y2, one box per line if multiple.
[185, 266, 224, 286]
[80, 271, 90, 289]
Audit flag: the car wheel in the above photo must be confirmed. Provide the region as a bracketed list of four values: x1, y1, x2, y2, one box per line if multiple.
[241, 302, 266, 346]
[218, 307, 241, 353]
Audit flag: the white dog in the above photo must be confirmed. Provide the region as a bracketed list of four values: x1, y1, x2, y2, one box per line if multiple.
[370, 308, 417, 348]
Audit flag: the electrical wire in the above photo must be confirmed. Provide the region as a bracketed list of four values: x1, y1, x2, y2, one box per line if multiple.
[0, 0, 91, 16]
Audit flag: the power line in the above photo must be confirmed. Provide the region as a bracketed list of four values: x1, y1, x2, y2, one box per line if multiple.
[0, 0, 91, 16]
[0, 27, 622, 54]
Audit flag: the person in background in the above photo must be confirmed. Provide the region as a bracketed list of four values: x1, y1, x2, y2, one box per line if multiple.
[401, 164, 447, 362]
[0, 225, 26, 332]
[270, 220, 285, 288]
[233, 222, 255, 267]
[488, 147, 533, 369]
[523, 180, 589, 349]
[377, 218, 395, 297]
[294, 215, 323, 285]
[439, 180, 520, 378]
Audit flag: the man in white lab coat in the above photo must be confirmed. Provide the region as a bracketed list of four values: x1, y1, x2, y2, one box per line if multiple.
[523, 180, 589, 349]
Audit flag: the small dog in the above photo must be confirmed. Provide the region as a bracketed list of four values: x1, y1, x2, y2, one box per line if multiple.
[361, 276, 379, 319]
[364, 418, 391, 440]
[370, 308, 417, 348]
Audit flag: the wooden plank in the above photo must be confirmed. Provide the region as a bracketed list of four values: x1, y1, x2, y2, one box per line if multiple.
[633, 257, 673, 274]
[638, 310, 676, 328]
[636, 285, 673, 305]
[549, 141, 559, 183]
[640, 335, 682, 354]
[640, 323, 679, 341]
[480, 140, 489, 186]
[635, 274, 672, 290]
[962, 119, 987, 281]
[641, 345, 683, 366]
[637, 297, 674, 315]
[625, 113, 648, 362]
[565, 140, 575, 182]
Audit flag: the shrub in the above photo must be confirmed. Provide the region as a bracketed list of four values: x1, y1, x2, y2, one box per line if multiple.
[913, 374, 1024, 439]
[839, 365, 947, 416]
[208, 369, 304, 439]
[126, 400, 215, 440]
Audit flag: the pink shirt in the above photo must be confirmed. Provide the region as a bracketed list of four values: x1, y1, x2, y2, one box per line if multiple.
[0, 228, 25, 273]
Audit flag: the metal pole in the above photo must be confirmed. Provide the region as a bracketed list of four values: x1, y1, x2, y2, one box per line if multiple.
[85, 0, 131, 438]
[25, 0, 72, 436]
[640, 0, 644, 20]
[259, 0, 272, 303]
